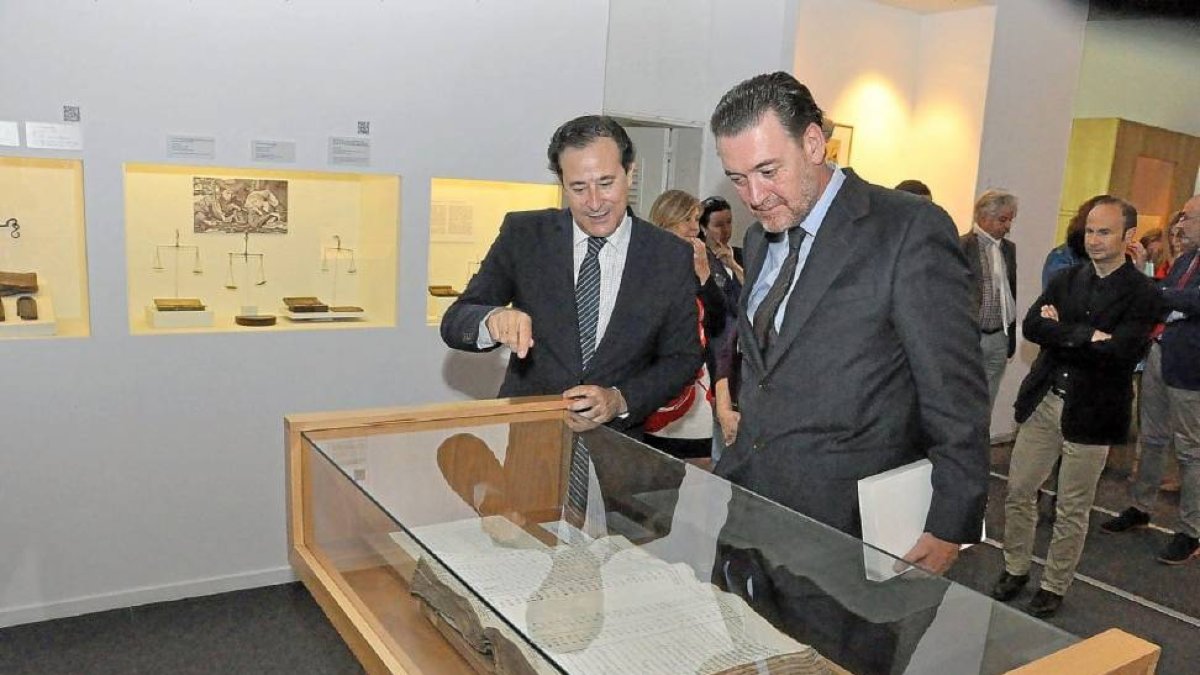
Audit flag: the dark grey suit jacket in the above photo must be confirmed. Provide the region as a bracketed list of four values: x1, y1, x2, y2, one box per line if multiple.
[961, 230, 1018, 357]
[440, 208, 701, 430]
[715, 170, 989, 544]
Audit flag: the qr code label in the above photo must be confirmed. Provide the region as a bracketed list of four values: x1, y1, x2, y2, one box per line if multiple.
[357, 120, 370, 135]
[63, 105, 81, 122]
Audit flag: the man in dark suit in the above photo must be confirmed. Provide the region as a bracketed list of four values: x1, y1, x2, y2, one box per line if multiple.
[440, 115, 701, 432]
[1103, 193, 1200, 566]
[993, 196, 1159, 617]
[961, 189, 1019, 416]
[709, 72, 988, 575]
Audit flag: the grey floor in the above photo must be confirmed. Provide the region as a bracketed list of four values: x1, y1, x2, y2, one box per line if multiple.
[1, 442, 1197, 675]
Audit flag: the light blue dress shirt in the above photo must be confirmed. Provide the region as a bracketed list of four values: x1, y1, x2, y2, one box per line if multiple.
[748, 167, 847, 334]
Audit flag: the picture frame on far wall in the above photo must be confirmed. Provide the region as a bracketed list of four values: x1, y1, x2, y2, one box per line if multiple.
[824, 122, 854, 167]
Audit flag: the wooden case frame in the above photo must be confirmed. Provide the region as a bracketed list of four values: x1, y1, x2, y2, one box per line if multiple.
[285, 397, 1159, 675]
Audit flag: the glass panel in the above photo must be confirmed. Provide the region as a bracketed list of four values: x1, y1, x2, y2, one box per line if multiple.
[304, 418, 1077, 675]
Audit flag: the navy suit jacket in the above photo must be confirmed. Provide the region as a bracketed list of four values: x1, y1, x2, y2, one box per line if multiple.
[1159, 248, 1200, 390]
[440, 208, 702, 430]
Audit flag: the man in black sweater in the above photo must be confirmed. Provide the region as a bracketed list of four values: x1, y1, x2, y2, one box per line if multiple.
[992, 196, 1160, 617]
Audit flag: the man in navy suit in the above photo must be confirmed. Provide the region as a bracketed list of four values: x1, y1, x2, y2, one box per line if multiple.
[440, 115, 701, 433]
[1104, 193, 1200, 566]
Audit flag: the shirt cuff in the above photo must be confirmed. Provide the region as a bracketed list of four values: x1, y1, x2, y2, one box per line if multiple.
[476, 308, 503, 349]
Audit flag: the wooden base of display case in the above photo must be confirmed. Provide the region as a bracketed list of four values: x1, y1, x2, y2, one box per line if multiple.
[285, 398, 1161, 675]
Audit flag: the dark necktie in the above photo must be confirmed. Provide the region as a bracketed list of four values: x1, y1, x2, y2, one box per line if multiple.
[565, 433, 592, 525]
[752, 226, 806, 356]
[566, 237, 606, 530]
[576, 236, 606, 368]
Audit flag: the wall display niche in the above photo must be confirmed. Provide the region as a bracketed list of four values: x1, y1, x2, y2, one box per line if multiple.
[0, 156, 90, 339]
[426, 177, 560, 326]
[125, 163, 399, 334]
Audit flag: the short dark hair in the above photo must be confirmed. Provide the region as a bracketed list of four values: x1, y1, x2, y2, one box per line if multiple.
[710, 71, 824, 142]
[1089, 195, 1138, 233]
[546, 115, 635, 180]
[894, 180, 932, 198]
[699, 196, 731, 227]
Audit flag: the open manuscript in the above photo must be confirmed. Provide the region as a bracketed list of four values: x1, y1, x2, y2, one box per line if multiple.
[392, 516, 831, 675]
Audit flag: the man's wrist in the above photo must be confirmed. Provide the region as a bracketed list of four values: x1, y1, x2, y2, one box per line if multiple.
[610, 387, 629, 418]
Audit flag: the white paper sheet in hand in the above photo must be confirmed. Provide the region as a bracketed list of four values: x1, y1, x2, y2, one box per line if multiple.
[857, 459, 983, 582]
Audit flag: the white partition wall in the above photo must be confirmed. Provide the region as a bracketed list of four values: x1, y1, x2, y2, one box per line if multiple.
[0, 0, 609, 626]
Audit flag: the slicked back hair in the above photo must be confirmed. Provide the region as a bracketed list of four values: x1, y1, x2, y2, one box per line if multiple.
[710, 71, 824, 142]
[546, 115, 635, 181]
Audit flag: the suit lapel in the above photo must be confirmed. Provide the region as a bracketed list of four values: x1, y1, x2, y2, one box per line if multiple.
[548, 209, 584, 371]
[764, 172, 868, 374]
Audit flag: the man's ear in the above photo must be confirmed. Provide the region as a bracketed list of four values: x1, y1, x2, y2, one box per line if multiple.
[802, 122, 827, 165]
[626, 162, 637, 187]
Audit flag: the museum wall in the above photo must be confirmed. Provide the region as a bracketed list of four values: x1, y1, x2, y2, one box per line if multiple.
[604, 0, 800, 241]
[792, 0, 995, 232]
[976, 0, 1089, 439]
[0, 0, 811, 627]
[0, 0, 609, 626]
[1074, 18, 1200, 139]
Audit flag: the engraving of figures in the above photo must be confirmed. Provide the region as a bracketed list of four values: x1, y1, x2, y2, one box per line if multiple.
[193, 177, 288, 234]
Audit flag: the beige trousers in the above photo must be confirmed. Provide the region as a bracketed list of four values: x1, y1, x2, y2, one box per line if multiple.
[1003, 392, 1109, 595]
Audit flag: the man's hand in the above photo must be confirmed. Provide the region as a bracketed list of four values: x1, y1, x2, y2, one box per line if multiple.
[1127, 240, 1148, 269]
[710, 240, 745, 283]
[717, 408, 740, 445]
[485, 308, 534, 357]
[1040, 304, 1059, 321]
[562, 385, 627, 425]
[897, 532, 960, 575]
[1091, 329, 1112, 342]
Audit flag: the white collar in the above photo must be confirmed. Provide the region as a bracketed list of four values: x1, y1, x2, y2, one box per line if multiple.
[572, 212, 632, 251]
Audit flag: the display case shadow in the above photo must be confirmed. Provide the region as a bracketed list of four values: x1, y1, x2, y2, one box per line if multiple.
[285, 397, 1161, 675]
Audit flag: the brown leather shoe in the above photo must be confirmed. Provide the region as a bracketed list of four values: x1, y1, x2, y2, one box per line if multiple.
[16, 295, 36, 320]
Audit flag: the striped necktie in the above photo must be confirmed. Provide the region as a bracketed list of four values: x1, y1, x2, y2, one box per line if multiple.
[576, 236, 606, 368]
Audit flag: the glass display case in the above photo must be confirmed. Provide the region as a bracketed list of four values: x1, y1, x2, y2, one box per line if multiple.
[426, 177, 560, 326]
[0, 156, 90, 339]
[124, 163, 399, 334]
[285, 398, 1160, 675]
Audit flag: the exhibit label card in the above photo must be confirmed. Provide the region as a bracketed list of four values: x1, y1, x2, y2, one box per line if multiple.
[25, 122, 83, 150]
[251, 139, 296, 163]
[329, 136, 370, 167]
[167, 134, 216, 160]
[0, 121, 19, 147]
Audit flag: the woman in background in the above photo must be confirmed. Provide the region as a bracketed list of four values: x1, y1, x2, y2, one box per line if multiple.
[699, 196, 743, 459]
[644, 190, 727, 463]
